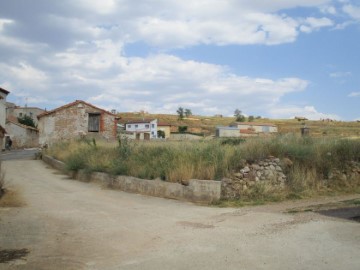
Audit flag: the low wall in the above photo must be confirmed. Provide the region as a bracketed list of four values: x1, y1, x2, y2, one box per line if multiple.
[42, 155, 221, 203]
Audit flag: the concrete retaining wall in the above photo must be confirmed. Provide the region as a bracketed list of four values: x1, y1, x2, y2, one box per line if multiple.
[42, 155, 221, 203]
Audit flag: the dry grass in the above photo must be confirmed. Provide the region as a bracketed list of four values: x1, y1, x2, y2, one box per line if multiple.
[0, 188, 25, 207]
[119, 112, 360, 138]
[0, 161, 25, 208]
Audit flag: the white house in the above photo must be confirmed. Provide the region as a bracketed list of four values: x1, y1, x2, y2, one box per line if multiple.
[216, 126, 241, 138]
[0, 87, 10, 149]
[125, 119, 158, 140]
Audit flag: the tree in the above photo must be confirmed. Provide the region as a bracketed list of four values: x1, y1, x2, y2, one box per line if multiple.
[184, 108, 192, 118]
[177, 107, 184, 120]
[248, 115, 255, 122]
[234, 109, 246, 122]
[17, 114, 36, 128]
[178, 126, 188, 133]
[157, 130, 165, 139]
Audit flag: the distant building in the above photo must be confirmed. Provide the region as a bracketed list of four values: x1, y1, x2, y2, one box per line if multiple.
[5, 119, 39, 148]
[125, 119, 158, 140]
[6, 104, 45, 125]
[157, 122, 171, 139]
[231, 122, 278, 134]
[216, 126, 241, 138]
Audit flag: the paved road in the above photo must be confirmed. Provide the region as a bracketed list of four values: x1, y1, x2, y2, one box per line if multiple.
[0, 159, 360, 270]
[1, 149, 40, 161]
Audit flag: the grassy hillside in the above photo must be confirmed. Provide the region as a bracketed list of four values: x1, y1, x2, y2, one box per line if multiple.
[118, 112, 360, 138]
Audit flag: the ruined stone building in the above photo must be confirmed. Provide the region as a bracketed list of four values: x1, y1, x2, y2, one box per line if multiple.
[37, 100, 117, 145]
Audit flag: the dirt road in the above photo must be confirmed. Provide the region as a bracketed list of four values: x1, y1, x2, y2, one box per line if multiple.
[1, 160, 360, 270]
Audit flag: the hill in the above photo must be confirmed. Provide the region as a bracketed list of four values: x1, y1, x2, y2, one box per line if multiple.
[118, 112, 360, 138]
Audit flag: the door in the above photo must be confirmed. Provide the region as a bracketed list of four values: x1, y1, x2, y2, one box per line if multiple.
[88, 113, 100, 132]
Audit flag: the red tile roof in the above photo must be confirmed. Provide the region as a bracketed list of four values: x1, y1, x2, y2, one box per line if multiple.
[125, 119, 156, 124]
[37, 100, 116, 119]
[236, 122, 276, 127]
[158, 122, 171, 126]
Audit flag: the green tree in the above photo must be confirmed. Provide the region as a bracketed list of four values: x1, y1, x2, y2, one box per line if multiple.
[248, 115, 255, 122]
[157, 130, 165, 138]
[185, 108, 192, 118]
[178, 126, 188, 133]
[17, 114, 36, 128]
[234, 109, 246, 122]
[177, 107, 184, 120]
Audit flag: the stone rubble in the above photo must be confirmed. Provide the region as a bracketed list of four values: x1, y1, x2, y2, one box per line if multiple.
[221, 157, 287, 199]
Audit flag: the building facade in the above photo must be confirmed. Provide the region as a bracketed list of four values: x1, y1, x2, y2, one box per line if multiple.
[37, 100, 117, 145]
[5, 120, 39, 148]
[6, 104, 45, 125]
[0, 87, 10, 149]
[231, 122, 278, 133]
[216, 126, 241, 138]
[125, 119, 158, 140]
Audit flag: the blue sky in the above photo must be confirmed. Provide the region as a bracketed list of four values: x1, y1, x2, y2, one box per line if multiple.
[0, 0, 359, 120]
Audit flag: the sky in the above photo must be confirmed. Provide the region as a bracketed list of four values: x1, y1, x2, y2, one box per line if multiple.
[0, 0, 359, 120]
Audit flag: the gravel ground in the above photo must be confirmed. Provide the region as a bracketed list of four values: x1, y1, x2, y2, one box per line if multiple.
[0, 160, 359, 270]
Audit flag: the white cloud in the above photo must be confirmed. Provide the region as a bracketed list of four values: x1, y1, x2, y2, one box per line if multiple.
[343, 4, 360, 20]
[269, 105, 341, 120]
[348, 92, 360, 97]
[0, 0, 354, 119]
[320, 5, 337, 15]
[330, 71, 352, 78]
[300, 17, 334, 33]
[0, 18, 13, 31]
[0, 1, 339, 50]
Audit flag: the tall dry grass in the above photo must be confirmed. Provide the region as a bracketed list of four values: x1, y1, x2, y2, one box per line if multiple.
[45, 136, 360, 196]
[0, 161, 24, 207]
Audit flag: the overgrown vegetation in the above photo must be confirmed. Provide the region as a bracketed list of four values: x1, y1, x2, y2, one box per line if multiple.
[0, 161, 24, 207]
[17, 114, 36, 128]
[45, 135, 360, 201]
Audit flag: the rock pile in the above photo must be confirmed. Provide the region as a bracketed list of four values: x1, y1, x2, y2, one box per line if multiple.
[221, 157, 287, 199]
[327, 161, 360, 185]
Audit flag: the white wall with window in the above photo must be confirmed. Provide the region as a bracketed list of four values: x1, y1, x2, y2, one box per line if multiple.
[125, 119, 158, 139]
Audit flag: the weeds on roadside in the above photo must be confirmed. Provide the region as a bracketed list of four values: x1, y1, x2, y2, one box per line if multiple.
[46, 136, 360, 201]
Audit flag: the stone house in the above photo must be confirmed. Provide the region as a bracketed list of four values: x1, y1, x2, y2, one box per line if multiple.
[125, 119, 158, 140]
[5, 119, 39, 148]
[37, 100, 117, 145]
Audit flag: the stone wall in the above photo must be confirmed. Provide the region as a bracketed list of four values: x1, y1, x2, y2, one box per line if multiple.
[221, 157, 287, 199]
[5, 121, 39, 148]
[326, 161, 360, 186]
[42, 155, 221, 203]
[38, 102, 116, 145]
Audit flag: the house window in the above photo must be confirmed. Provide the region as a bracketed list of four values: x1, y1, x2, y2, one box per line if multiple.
[152, 124, 155, 128]
[88, 113, 100, 132]
[127, 125, 131, 129]
[145, 124, 149, 128]
[135, 124, 138, 128]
